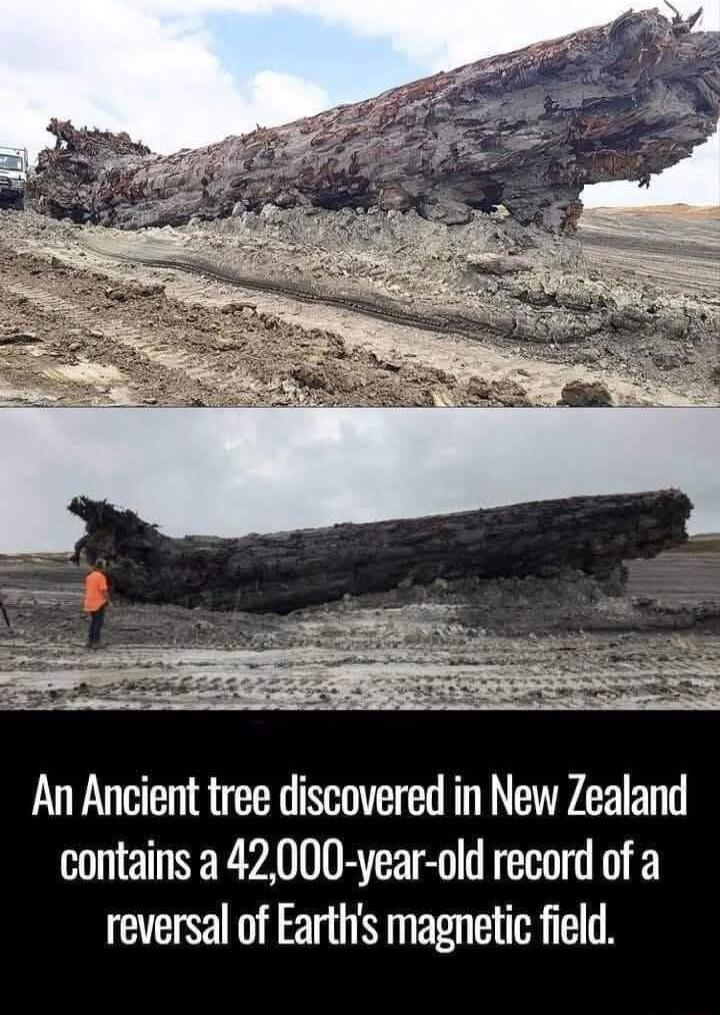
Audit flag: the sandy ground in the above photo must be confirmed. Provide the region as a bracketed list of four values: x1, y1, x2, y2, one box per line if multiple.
[1, 545, 719, 710]
[579, 204, 720, 296]
[1, 204, 717, 407]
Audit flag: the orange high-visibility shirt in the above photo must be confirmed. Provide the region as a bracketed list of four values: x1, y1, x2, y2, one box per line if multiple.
[84, 571, 108, 613]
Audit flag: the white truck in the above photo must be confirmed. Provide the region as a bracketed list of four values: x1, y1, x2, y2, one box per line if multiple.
[0, 145, 29, 209]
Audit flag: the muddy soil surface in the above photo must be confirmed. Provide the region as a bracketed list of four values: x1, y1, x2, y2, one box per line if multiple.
[2, 552, 718, 710]
[0, 241, 479, 408]
[1, 205, 717, 407]
[579, 205, 720, 295]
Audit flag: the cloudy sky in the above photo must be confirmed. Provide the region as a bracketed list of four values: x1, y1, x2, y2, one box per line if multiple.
[1, 1, 718, 207]
[1, 409, 718, 552]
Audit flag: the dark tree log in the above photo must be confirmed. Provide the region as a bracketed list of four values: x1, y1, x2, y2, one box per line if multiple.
[68, 490, 692, 614]
[29, 9, 719, 232]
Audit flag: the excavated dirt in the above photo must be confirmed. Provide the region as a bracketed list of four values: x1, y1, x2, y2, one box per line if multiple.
[1, 547, 719, 710]
[0, 204, 717, 407]
[0, 239, 484, 409]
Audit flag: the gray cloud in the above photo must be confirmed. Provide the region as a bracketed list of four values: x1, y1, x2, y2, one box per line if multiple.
[1, 409, 718, 552]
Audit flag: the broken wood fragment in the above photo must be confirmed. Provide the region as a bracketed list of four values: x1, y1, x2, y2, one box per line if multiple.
[664, 2, 704, 32]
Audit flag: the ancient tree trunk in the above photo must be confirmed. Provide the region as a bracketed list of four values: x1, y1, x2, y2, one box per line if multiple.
[69, 490, 692, 614]
[30, 9, 719, 232]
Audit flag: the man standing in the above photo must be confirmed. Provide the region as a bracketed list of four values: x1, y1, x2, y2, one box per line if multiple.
[84, 559, 110, 649]
[0, 585, 10, 631]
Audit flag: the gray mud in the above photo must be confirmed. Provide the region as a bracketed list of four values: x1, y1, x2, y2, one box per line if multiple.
[2, 550, 719, 710]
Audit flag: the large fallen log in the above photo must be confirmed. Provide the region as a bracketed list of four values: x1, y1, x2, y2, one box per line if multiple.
[68, 490, 692, 613]
[29, 9, 719, 232]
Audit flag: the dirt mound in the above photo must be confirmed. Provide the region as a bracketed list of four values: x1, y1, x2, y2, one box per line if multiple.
[183, 203, 719, 351]
[299, 569, 720, 637]
[200, 202, 575, 269]
[2, 206, 718, 406]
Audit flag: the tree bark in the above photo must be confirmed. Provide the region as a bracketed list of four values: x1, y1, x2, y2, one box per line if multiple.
[68, 490, 692, 614]
[30, 10, 719, 233]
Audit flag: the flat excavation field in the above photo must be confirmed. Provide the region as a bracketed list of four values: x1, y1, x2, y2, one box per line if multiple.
[1, 204, 717, 407]
[2, 548, 719, 710]
[578, 204, 720, 296]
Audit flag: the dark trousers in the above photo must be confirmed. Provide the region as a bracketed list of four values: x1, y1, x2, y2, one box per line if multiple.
[87, 605, 106, 645]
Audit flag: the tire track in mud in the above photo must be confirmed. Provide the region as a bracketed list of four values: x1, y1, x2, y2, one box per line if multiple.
[79, 236, 496, 343]
[3, 641, 720, 710]
[71, 234, 715, 409]
[3, 245, 516, 407]
[5, 674, 720, 710]
[6, 225, 713, 407]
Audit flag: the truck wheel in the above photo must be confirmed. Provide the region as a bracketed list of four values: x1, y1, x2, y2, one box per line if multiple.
[14, 195, 25, 211]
